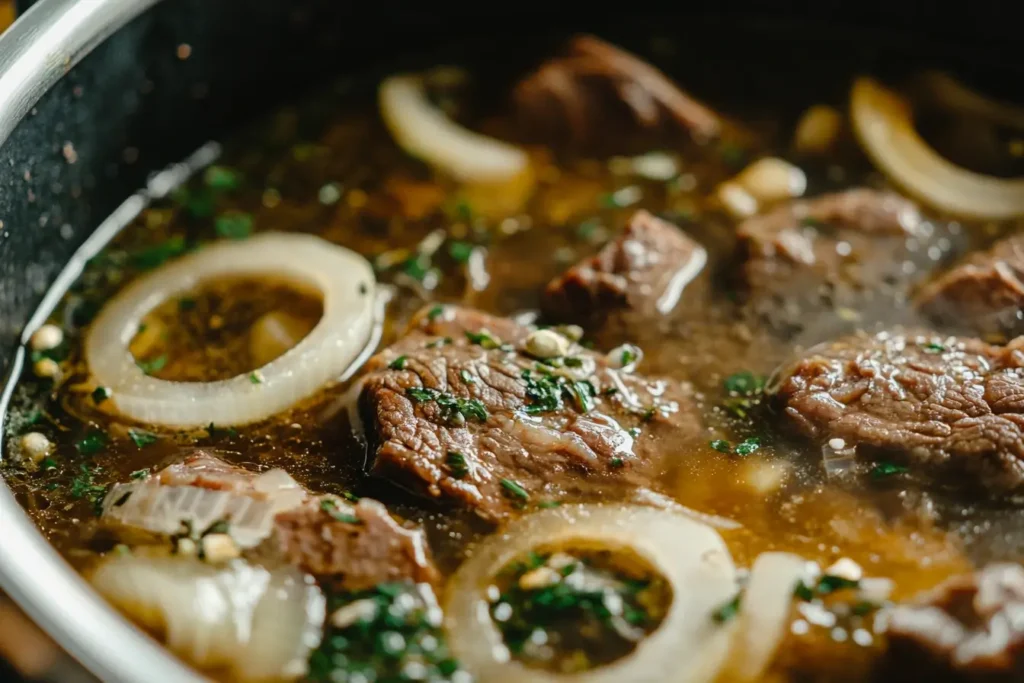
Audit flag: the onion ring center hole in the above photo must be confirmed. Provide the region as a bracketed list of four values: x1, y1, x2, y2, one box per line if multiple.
[486, 541, 672, 673]
[129, 275, 323, 382]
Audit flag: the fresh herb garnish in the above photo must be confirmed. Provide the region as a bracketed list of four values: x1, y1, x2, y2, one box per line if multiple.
[70, 463, 107, 514]
[722, 370, 767, 419]
[922, 342, 947, 354]
[214, 211, 253, 240]
[871, 462, 909, 478]
[75, 431, 107, 456]
[446, 451, 470, 479]
[425, 337, 452, 349]
[620, 345, 639, 367]
[448, 241, 474, 264]
[389, 355, 408, 370]
[128, 429, 158, 448]
[734, 437, 761, 456]
[401, 254, 431, 281]
[132, 236, 188, 270]
[91, 386, 110, 404]
[710, 439, 731, 453]
[39, 457, 57, 472]
[610, 457, 625, 468]
[404, 387, 489, 424]
[465, 329, 501, 349]
[320, 498, 361, 525]
[427, 304, 445, 321]
[248, 371, 263, 385]
[130, 469, 149, 480]
[816, 575, 861, 595]
[203, 165, 241, 191]
[793, 581, 815, 601]
[500, 478, 530, 502]
[712, 593, 742, 623]
[136, 355, 168, 374]
[521, 369, 595, 415]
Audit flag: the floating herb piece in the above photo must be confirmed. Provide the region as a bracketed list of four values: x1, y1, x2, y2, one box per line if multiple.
[709, 439, 731, 453]
[320, 498, 361, 525]
[214, 211, 253, 240]
[446, 451, 469, 479]
[203, 165, 241, 191]
[404, 387, 488, 424]
[389, 355, 408, 370]
[723, 371, 766, 396]
[70, 463, 107, 514]
[136, 354, 168, 375]
[130, 469, 149, 480]
[620, 345, 639, 367]
[922, 342, 947, 354]
[425, 336, 452, 348]
[712, 594, 742, 623]
[793, 582, 815, 601]
[132, 236, 188, 269]
[448, 241, 474, 264]
[76, 431, 107, 456]
[39, 457, 57, 472]
[91, 387, 110, 404]
[401, 254, 431, 281]
[734, 437, 762, 456]
[871, 462, 909, 478]
[465, 329, 501, 349]
[128, 429, 158, 448]
[610, 457, 625, 468]
[816, 575, 861, 595]
[248, 371, 263, 385]
[500, 478, 530, 502]
[459, 368, 476, 384]
[427, 304, 445, 321]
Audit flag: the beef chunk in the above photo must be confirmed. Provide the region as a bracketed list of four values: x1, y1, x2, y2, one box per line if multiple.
[359, 305, 700, 521]
[881, 564, 1024, 681]
[737, 189, 928, 330]
[274, 497, 439, 592]
[514, 34, 720, 148]
[543, 210, 706, 327]
[773, 330, 1024, 490]
[918, 234, 1024, 338]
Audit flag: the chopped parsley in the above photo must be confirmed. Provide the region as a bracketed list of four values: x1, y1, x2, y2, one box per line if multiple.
[712, 594, 742, 623]
[39, 457, 57, 472]
[448, 241, 474, 264]
[136, 355, 168, 375]
[320, 498, 361, 525]
[214, 211, 253, 240]
[70, 463, 107, 514]
[248, 371, 263, 385]
[619, 345, 640, 367]
[127, 429, 158, 448]
[202, 165, 241, 191]
[710, 439, 731, 453]
[446, 451, 469, 479]
[75, 431, 107, 456]
[465, 329, 502, 349]
[722, 370, 767, 419]
[922, 341, 947, 354]
[709, 436, 761, 456]
[795, 574, 861, 599]
[388, 355, 408, 370]
[400, 253, 432, 281]
[521, 369, 596, 415]
[132, 236, 188, 269]
[500, 478, 530, 502]
[610, 457, 625, 468]
[427, 304, 445, 321]
[130, 469, 149, 480]
[793, 581, 815, 601]
[404, 387, 488, 424]
[871, 462, 909, 478]
[91, 386, 110, 404]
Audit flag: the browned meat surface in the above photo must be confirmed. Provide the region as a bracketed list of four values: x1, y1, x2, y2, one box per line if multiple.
[737, 189, 927, 331]
[881, 563, 1024, 681]
[154, 451, 270, 492]
[918, 234, 1024, 338]
[274, 497, 439, 592]
[773, 330, 1024, 491]
[514, 34, 720, 148]
[359, 305, 701, 521]
[543, 210, 706, 328]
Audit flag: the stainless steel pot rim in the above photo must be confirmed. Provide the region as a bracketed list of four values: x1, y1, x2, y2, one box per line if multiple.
[0, 0, 199, 681]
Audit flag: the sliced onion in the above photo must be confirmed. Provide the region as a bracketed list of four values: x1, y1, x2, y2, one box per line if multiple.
[85, 232, 376, 427]
[379, 74, 530, 184]
[850, 77, 1024, 219]
[445, 504, 737, 683]
[722, 552, 809, 682]
[918, 71, 1024, 129]
[101, 475, 305, 549]
[91, 549, 325, 681]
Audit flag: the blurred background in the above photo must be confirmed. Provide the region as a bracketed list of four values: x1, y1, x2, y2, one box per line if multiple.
[0, 7, 100, 683]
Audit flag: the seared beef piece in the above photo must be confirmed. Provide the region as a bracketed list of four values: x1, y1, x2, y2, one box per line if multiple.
[274, 497, 439, 592]
[773, 330, 1024, 490]
[917, 234, 1024, 337]
[737, 189, 927, 329]
[359, 305, 700, 521]
[543, 210, 707, 328]
[514, 34, 720, 148]
[881, 564, 1024, 681]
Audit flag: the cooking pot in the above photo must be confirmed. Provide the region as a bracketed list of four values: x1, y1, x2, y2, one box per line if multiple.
[0, 1, 1018, 681]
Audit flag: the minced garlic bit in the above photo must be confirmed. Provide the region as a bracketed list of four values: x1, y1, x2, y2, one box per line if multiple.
[716, 181, 759, 219]
[18, 432, 53, 465]
[524, 329, 571, 360]
[201, 533, 241, 563]
[793, 105, 842, 155]
[330, 598, 379, 629]
[33, 357, 60, 379]
[731, 157, 807, 204]
[518, 566, 561, 590]
[29, 324, 63, 352]
[825, 557, 863, 582]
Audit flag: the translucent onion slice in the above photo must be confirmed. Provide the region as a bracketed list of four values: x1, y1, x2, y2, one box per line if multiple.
[721, 552, 809, 682]
[379, 74, 531, 184]
[101, 468, 305, 548]
[445, 504, 737, 683]
[85, 232, 376, 427]
[850, 77, 1024, 219]
[91, 550, 325, 681]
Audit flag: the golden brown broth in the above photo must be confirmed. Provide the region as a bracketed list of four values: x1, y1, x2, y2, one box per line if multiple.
[2, 40, 1019, 681]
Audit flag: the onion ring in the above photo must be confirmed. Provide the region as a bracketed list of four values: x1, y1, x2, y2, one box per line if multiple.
[85, 232, 376, 427]
[850, 77, 1024, 219]
[444, 504, 737, 683]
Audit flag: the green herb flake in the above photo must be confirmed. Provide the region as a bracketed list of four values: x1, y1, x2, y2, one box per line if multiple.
[448, 241, 474, 264]
[500, 478, 530, 502]
[39, 457, 58, 472]
[76, 431, 107, 456]
[712, 594, 742, 623]
[249, 371, 264, 385]
[794, 582, 815, 601]
[171, 186, 215, 218]
[130, 469, 149, 480]
[723, 371, 766, 396]
[816, 575, 860, 595]
[537, 500, 562, 509]
[214, 211, 254, 240]
[388, 355, 408, 370]
[871, 462, 909, 478]
[922, 342, 947, 354]
[91, 386, 110, 404]
[465, 329, 501, 349]
[401, 254, 431, 281]
[459, 368, 476, 384]
[70, 463, 107, 514]
[709, 439, 731, 453]
[203, 165, 242, 191]
[734, 437, 762, 456]
[610, 457, 625, 468]
[446, 451, 470, 479]
[427, 304, 445, 321]
[128, 429, 158, 448]
[405, 387, 438, 403]
[132, 236, 188, 269]
[320, 498, 361, 525]
[136, 354, 168, 375]
[620, 345, 639, 367]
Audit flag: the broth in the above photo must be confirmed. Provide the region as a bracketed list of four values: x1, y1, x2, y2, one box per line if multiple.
[3, 28, 1023, 683]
